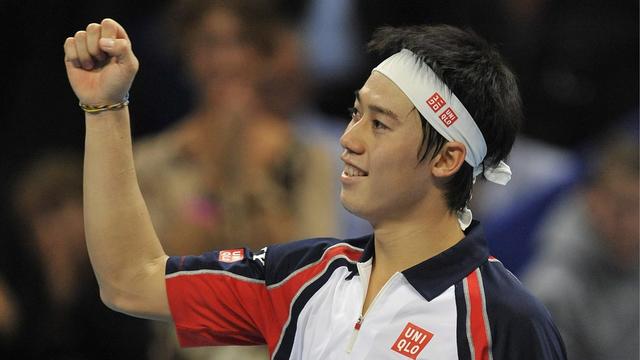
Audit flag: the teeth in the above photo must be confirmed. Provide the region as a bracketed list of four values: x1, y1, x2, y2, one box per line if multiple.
[344, 164, 366, 177]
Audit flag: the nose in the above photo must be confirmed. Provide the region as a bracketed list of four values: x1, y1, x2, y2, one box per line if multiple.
[340, 121, 366, 155]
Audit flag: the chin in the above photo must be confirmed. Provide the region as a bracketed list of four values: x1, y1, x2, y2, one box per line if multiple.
[340, 194, 362, 216]
[340, 198, 376, 225]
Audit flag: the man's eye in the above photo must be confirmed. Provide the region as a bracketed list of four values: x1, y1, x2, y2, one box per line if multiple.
[347, 107, 361, 121]
[372, 120, 389, 130]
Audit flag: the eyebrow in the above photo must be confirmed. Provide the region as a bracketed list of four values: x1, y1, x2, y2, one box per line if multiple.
[354, 90, 400, 122]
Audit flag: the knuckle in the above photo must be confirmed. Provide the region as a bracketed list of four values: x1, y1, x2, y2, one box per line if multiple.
[86, 23, 100, 32]
[115, 39, 130, 51]
[75, 30, 86, 38]
[101, 18, 115, 28]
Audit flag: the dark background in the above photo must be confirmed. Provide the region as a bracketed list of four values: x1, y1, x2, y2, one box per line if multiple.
[0, 0, 637, 351]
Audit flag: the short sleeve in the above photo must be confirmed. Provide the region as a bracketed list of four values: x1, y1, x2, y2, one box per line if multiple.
[165, 247, 273, 347]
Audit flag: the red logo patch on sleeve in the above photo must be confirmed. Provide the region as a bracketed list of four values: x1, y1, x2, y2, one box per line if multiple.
[438, 107, 458, 127]
[218, 249, 245, 263]
[426, 92, 446, 112]
[391, 322, 434, 359]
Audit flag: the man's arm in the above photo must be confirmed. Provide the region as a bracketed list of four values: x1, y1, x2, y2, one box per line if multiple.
[64, 18, 170, 320]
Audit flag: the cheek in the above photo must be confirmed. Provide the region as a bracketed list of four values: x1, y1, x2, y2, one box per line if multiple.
[373, 129, 423, 168]
[371, 143, 428, 188]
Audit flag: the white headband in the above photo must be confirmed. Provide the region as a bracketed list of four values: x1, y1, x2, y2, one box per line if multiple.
[373, 49, 512, 229]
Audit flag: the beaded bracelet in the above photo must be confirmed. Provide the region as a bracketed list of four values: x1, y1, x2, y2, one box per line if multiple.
[79, 94, 130, 114]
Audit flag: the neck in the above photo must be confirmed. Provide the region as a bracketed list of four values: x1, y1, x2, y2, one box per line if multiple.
[371, 206, 465, 276]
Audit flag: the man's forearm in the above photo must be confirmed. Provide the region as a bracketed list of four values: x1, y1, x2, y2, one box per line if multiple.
[83, 107, 169, 319]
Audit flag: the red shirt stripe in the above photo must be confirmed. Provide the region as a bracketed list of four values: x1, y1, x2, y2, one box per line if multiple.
[467, 269, 490, 360]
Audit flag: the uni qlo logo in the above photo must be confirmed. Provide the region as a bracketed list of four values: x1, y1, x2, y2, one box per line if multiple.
[391, 322, 434, 359]
[426, 92, 446, 112]
[439, 107, 458, 127]
[219, 249, 245, 263]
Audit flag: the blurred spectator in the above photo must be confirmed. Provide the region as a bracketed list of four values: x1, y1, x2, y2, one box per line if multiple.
[134, 1, 351, 358]
[261, 21, 371, 239]
[0, 275, 19, 345]
[301, 0, 362, 88]
[523, 117, 639, 360]
[135, 0, 340, 258]
[470, 136, 582, 274]
[9, 150, 152, 359]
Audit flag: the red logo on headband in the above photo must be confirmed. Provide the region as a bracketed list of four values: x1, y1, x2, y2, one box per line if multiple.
[427, 93, 446, 112]
[439, 107, 458, 127]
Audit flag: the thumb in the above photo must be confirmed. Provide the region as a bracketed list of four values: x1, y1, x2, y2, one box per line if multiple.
[99, 38, 136, 65]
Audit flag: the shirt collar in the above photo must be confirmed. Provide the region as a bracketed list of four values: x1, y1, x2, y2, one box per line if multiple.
[358, 221, 490, 301]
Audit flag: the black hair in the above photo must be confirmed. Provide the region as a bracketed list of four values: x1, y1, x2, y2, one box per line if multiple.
[167, 0, 279, 57]
[368, 25, 522, 213]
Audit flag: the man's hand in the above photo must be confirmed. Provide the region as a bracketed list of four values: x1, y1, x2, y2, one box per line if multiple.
[64, 18, 138, 105]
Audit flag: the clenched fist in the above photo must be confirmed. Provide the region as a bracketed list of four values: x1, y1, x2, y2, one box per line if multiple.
[64, 18, 138, 106]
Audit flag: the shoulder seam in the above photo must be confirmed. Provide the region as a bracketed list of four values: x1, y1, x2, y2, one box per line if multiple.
[165, 269, 265, 283]
[267, 242, 363, 289]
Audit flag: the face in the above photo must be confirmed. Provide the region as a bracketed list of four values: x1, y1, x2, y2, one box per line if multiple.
[32, 199, 86, 269]
[587, 168, 639, 267]
[186, 7, 262, 105]
[340, 72, 433, 225]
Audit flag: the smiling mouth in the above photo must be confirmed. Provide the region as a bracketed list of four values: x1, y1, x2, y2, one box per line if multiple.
[343, 164, 368, 177]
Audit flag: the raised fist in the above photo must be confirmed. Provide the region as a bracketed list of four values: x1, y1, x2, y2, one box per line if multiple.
[64, 18, 139, 106]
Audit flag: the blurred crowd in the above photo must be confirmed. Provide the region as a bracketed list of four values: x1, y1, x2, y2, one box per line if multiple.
[0, 0, 637, 359]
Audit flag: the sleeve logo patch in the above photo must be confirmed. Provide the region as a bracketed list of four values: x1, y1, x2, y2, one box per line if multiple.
[391, 322, 434, 359]
[219, 249, 245, 263]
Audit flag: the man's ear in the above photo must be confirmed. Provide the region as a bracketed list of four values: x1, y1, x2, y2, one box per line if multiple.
[430, 142, 466, 178]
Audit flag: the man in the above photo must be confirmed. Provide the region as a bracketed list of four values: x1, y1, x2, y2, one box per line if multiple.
[524, 123, 639, 360]
[64, 19, 566, 359]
